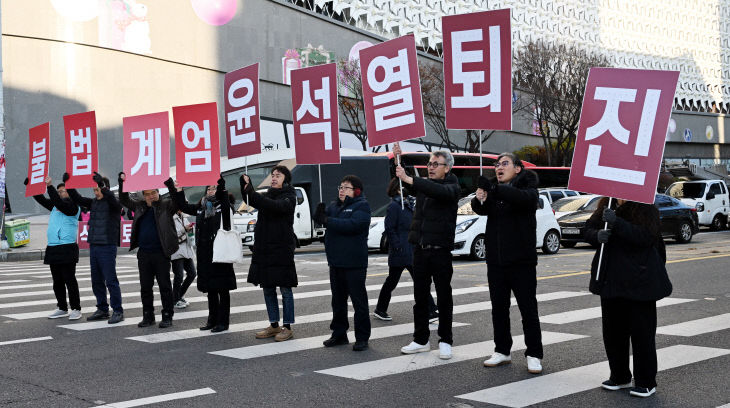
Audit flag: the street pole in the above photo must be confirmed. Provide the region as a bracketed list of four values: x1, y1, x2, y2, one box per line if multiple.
[0, 5, 7, 249]
[595, 197, 613, 281]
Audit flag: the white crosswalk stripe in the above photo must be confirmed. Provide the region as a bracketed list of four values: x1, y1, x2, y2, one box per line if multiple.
[657, 313, 730, 337]
[539, 297, 698, 324]
[90, 387, 216, 407]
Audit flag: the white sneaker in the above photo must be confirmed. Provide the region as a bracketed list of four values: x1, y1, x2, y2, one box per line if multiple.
[438, 342, 452, 360]
[400, 341, 430, 354]
[47, 309, 69, 319]
[181, 298, 189, 307]
[174, 300, 188, 309]
[483, 352, 511, 367]
[68, 310, 82, 320]
[526, 355, 543, 374]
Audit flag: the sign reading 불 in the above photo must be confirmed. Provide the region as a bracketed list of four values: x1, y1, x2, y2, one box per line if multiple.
[568, 68, 680, 204]
[26, 123, 50, 197]
[172, 102, 221, 187]
[224, 63, 261, 159]
[122, 112, 170, 191]
[63, 111, 99, 188]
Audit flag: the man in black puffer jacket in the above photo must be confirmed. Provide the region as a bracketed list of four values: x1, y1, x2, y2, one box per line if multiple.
[394, 144, 460, 360]
[472, 152, 544, 374]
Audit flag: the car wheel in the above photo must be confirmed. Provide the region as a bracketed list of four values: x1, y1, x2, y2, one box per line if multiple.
[542, 230, 560, 254]
[470, 234, 486, 261]
[710, 214, 725, 231]
[560, 241, 577, 248]
[676, 221, 693, 243]
[379, 234, 389, 254]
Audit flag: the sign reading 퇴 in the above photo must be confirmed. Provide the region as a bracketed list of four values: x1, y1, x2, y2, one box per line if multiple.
[290, 63, 341, 164]
[63, 111, 99, 188]
[224, 63, 261, 159]
[568, 68, 680, 204]
[26, 123, 50, 197]
[120, 220, 133, 248]
[172, 102, 221, 187]
[77, 221, 89, 249]
[359, 35, 425, 147]
[442, 8, 512, 130]
[122, 112, 170, 191]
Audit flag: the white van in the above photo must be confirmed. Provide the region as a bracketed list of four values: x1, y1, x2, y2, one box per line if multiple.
[666, 180, 729, 230]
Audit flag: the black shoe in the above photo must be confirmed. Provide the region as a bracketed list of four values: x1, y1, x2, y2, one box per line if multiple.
[86, 309, 110, 321]
[428, 310, 439, 323]
[107, 311, 124, 324]
[352, 341, 369, 351]
[137, 318, 155, 328]
[199, 322, 216, 331]
[323, 335, 349, 347]
[372, 310, 392, 321]
[629, 387, 656, 398]
[210, 324, 229, 333]
[601, 379, 632, 391]
[158, 319, 173, 329]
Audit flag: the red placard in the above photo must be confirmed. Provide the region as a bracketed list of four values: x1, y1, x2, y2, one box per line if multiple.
[172, 102, 221, 187]
[77, 221, 89, 249]
[120, 220, 133, 248]
[442, 9, 512, 130]
[63, 111, 99, 188]
[224, 63, 261, 159]
[123, 112, 170, 191]
[359, 35, 426, 147]
[568, 68, 679, 204]
[26, 123, 50, 197]
[290, 63, 341, 164]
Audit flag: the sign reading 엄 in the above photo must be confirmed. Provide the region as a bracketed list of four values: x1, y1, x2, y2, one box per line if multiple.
[122, 112, 170, 191]
[63, 111, 99, 189]
[224, 63, 261, 159]
[568, 68, 680, 204]
[172, 102, 221, 187]
[26, 123, 51, 197]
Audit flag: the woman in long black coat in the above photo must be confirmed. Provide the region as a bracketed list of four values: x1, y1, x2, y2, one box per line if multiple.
[241, 166, 298, 342]
[166, 176, 237, 333]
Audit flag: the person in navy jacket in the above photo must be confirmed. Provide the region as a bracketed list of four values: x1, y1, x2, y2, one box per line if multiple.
[313, 175, 372, 352]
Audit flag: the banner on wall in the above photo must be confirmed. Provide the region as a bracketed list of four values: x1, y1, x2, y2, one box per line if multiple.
[568, 68, 680, 204]
[442, 9, 512, 130]
[63, 111, 99, 189]
[122, 112, 170, 191]
[224, 63, 261, 159]
[77, 221, 89, 250]
[359, 35, 425, 147]
[25, 123, 51, 197]
[172, 102, 221, 187]
[290, 63, 341, 164]
[120, 220, 133, 248]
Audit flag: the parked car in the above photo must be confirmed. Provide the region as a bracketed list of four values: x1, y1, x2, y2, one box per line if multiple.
[539, 188, 582, 205]
[551, 195, 603, 219]
[666, 180, 729, 230]
[558, 194, 699, 248]
[367, 203, 389, 252]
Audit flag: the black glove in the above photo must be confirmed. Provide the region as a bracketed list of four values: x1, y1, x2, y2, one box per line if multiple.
[118, 172, 125, 185]
[217, 175, 226, 191]
[312, 203, 327, 225]
[163, 177, 176, 191]
[62, 172, 70, 183]
[23, 177, 29, 186]
[478, 175, 496, 193]
[597, 229, 612, 244]
[603, 208, 617, 224]
[92, 172, 105, 188]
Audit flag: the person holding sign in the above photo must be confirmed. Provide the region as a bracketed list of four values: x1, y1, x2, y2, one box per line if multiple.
[27, 175, 82, 320]
[241, 167, 298, 342]
[67, 172, 125, 324]
[472, 153, 544, 374]
[394, 144, 460, 360]
[118, 172, 180, 329]
[584, 198, 671, 398]
[313, 175, 372, 352]
[168, 176, 236, 333]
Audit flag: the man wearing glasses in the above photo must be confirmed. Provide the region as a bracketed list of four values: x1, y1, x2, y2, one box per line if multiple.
[394, 144, 460, 360]
[472, 152, 544, 374]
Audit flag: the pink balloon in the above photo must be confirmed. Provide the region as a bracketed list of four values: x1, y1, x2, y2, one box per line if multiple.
[190, 0, 237, 26]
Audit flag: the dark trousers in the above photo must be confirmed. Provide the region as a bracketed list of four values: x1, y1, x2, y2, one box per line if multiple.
[376, 265, 437, 314]
[171, 258, 197, 302]
[50, 263, 80, 311]
[329, 267, 371, 342]
[488, 263, 543, 359]
[413, 247, 453, 345]
[601, 297, 658, 389]
[137, 250, 174, 319]
[89, 244, 123, 313]
[207, 290, 231, 327]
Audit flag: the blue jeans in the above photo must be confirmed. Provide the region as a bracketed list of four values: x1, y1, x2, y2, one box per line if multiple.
[89, 244, 123, 313]
[262, 287, 294, 325]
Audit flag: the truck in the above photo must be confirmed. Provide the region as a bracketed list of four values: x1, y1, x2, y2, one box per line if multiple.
[666, 179, 729, 230]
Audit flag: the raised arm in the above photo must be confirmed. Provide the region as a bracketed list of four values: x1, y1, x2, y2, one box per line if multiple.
[47, 185, 79, 217]
[471, 196, 489, 216]
[491, 184, 539, 212]
[410, 177, 460, 202]
[117, 172, 143, 210]
[67, 188, 93, 209]
[325, 202, 371, 235]
[249, 189, 295, 216]
[31, 193, 54, 212]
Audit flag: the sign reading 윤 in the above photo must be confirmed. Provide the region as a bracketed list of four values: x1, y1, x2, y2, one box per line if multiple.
[224, 63, 261, 159]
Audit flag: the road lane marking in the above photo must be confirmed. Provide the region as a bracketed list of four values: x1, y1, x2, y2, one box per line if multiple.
[657, 313, 730, 337]
[90, 387, 216, 408]
[0, 280, 29, 284]
[0, 336, 53, 346]
[455, 345, 730, 407]
[540, 297, 697, 324]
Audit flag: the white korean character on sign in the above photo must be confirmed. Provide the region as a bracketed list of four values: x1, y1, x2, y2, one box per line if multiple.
[451, 27, 501, 110]
[366, 48, 415, 131]
[121, 222, 132, 244]
[296, 77, 333, 150]
[70, 127, 93, 175]
[584, 87, 661, 185]
[30, 140, 47, 184]
[130, 129, 162, 176]
[181, 121, 212, 172]
[227, 78, 256, 146]
[79, 224, 89, 242]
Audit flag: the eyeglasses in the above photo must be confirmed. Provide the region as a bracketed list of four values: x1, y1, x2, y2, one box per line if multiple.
[426, 161, 447, 168]
[494, 160, 512, 168]
[338, 186, 354, 191]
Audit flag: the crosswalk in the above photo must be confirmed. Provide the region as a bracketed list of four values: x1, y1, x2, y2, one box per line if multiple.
[0, 258, 728, 407]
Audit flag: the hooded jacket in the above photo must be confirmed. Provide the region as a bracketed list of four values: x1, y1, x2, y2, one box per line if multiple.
[324, 195, 371, 269]
[33, 186, 80, 264]
[408, 173, 461, 250]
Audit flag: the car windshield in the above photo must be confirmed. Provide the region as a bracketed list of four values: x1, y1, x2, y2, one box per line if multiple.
[552, 196, 593, 212]
[372, 203, 389, 217]
[667, 183, 706, 199]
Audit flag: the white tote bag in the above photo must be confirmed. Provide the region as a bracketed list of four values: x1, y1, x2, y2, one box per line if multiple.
[212, 211, 244, 264]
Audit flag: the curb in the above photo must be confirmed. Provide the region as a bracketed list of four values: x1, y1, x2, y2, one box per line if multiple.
[0, 247, 131, 263]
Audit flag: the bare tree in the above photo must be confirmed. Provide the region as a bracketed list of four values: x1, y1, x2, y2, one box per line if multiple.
[337, 59, 369, 150]
[514, 40, 610, 166]
[419, 62, 454, 151]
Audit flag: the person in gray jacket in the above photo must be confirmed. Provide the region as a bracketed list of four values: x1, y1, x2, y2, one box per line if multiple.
[171, 209, 197, 309]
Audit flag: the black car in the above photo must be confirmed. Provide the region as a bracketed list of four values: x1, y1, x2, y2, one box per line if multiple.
[558, 194, 699, 248]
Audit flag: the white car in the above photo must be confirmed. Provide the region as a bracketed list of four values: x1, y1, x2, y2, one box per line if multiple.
[452, 195, 561, 260]
[367, 203, 390, 252]
[551, 194, 602, 219]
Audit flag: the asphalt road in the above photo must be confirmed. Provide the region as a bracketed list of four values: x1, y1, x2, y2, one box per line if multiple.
[1, 231, 729, 407]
